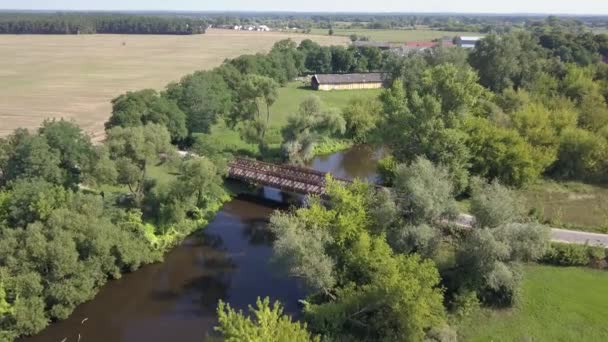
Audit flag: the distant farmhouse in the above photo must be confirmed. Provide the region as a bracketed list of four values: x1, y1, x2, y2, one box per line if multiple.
[311, 73, 384, 91]
[456, 36, 482, 49]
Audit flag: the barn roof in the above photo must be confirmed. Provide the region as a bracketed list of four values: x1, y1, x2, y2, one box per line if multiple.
[312, 73, 383, 85]
[353, 41, 402, 49]
[405, 41, 438, 48]
[459, 36, 482, 41]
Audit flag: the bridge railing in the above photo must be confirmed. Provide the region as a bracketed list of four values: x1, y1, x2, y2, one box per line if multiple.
[227, 157, 353, 195]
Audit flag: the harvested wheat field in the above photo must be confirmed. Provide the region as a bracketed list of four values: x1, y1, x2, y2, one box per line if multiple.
[0, 29, 347, 140]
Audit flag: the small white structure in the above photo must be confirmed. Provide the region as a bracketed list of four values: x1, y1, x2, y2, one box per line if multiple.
[258, 25, 271, 32]
[457, 36, 482, 49]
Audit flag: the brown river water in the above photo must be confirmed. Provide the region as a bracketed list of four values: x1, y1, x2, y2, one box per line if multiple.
[23, 145, 383, 342]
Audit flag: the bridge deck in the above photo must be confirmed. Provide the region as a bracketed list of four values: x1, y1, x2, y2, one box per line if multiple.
[227, 157, 351, 195]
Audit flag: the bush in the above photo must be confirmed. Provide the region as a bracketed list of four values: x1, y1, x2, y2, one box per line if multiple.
[378, 155, 397, 186]
[469, 178, 524, 228]
[451, 290, 480, 319]
[541, 242, 606, 267]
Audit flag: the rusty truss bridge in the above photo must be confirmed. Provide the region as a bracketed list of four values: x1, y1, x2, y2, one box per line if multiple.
[228, 157, 352, 195]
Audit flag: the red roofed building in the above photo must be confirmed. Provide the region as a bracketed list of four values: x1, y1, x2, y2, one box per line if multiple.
[405, 41, 438, 48]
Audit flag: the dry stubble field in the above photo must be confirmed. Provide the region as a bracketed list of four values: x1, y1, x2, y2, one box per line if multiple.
[0, 29, 347, 140]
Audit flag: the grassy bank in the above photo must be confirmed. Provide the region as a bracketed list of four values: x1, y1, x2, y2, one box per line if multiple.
[455, 179, 608, 233]
[458, 265, 608, 341]
[521, 180, 608, 233]
[309, 28, 483, 43]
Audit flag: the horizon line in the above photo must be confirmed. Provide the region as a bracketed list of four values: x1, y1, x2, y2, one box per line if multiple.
[1, 9, 608, 16]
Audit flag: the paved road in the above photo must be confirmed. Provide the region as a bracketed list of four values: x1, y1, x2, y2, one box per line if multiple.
[551, 228, 608, 247]
[458, 214, 608, 247]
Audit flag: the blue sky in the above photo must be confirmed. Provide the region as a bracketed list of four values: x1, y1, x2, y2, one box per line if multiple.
[3, 0, 608, 14]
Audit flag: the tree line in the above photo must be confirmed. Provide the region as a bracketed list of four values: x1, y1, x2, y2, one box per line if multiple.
[0, 13, 207, 34]
[104, 38, 389, 161]
[375, 22, 608, 192]
[0, 121, 227, 339]
[205, 12, 608, 33]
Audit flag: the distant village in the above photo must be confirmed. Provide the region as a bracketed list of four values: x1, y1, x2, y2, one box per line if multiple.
[352, 36, 482, 55]
[210, 23, 482, 53]
[211, 24, 272, 32]
[214, 25, 484, 92]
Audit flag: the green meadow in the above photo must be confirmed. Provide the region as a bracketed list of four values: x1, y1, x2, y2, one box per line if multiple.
[458, 265, 608, 341]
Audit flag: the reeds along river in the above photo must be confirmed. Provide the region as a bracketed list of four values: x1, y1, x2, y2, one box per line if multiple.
[23, 146, 383, 342]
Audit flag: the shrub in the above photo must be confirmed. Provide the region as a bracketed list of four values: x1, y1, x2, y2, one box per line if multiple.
[451, 290, 480, 319]
[540, 242, 606, 267]
[378, 155, 397, 186]
[469, 178, 524, 228]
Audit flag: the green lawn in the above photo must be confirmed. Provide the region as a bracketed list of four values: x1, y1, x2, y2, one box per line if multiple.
[520, 180, 608, 233]
[206, 81, 382, 157]
[267, 81, 382, 127]
[459, 265, 608, 341]
[310, 28, 482, 43]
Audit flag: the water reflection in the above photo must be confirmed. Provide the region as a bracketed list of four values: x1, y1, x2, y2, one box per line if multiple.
[23, 198, 306, 342]
[307, 145, 385, 182]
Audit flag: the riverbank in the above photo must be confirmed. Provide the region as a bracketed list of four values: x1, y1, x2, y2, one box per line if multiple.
[22, 196, 305, 342]
[22, 147, 378, 341]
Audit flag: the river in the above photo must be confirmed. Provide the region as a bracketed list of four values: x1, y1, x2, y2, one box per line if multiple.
[23, 145, 382, 342]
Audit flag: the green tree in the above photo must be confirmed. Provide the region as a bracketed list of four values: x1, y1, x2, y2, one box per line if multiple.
[330, 46, 355, 73]
[39, 119, 97, 186]
[455, 223, 549, 306]
[469, 32, 546, 92]
[236, 74, 279, 147]
[216, 297, 319, 342]
[552, 127, 607, 179]
[164, 71, 232, 134]
[380, 65, 486, 192]
[106, 89, 188, 141]
[393, 157, 458, 224]
[560, 64, 608, 131]
[0, 178, 69, 227]
[176, 157, 226, 208]
[421, 63, 485, 115]
[304, 241, 446, 341]
[270, 212, 336, 294]
[269, 179, 447, 340]
[390, 223, 441, 259]
[281, 96, 345, 164]
[469, 178, 525, 228]
[106, 124, 174, 202]
[4, 132, 63, 185]
[509, 102, 559, 171]
[465, 117, 544, 187]
[341, 97, 381, 143]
